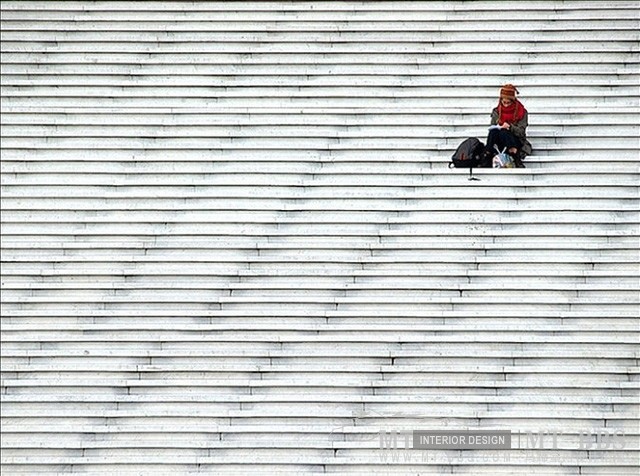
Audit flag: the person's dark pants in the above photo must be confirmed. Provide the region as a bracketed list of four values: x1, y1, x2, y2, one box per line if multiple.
[486, 128, 522, 154]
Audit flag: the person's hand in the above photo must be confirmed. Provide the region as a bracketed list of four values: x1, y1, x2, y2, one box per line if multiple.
[501, 122, 511, 130]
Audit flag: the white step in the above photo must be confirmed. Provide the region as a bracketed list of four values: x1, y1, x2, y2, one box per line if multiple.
[2, 94, 638, 108]
[2, 392, 638, 403]
[3, 123, 639, 137]
[3, 1, 638, 11]
[2, 340, 638, 357]
[3, 8, 638, 20]
[3, 40, 638, 55]
[2, 109, 639, 123]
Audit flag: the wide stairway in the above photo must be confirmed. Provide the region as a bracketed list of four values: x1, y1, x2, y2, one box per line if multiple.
[1, 1, 639, 474]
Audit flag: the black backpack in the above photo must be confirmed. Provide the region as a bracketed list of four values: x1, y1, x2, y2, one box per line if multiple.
[449, 137, 492, 169]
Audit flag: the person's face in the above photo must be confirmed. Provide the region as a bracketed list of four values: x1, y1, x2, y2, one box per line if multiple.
[501, 97, 514, 107]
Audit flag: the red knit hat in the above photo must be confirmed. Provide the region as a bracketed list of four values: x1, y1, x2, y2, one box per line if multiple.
[500, 84, 519, 99]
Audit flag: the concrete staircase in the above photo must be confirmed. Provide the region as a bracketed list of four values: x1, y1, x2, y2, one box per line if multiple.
[1, 1, 639, 474]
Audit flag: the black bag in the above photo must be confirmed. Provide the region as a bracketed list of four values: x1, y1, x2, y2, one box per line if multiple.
[449, 137, 492, 169]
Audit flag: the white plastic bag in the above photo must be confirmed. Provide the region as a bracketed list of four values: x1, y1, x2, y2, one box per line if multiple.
[492, 146, 515, 168]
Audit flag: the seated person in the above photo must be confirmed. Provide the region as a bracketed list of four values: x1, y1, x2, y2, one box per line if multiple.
[487, 84, 532, 168]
